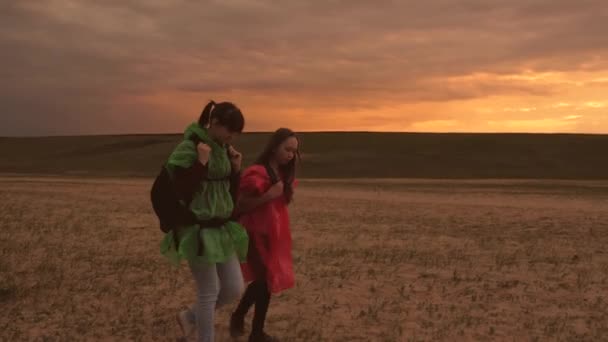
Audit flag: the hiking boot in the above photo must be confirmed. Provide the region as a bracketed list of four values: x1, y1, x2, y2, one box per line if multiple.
[230, 312, 246, 338]
[176, 308, 196, 341]
[248, 331, 279, 342]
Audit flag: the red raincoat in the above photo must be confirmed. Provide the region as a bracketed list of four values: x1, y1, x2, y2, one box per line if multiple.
[238, 164, 296, 293]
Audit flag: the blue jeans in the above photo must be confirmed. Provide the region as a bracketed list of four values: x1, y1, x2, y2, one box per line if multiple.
[187, 254, 244, 342]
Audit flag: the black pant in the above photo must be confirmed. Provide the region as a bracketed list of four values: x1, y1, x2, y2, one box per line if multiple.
[233, 280, 271, 335]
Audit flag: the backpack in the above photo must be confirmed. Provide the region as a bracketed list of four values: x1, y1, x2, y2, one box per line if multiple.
[150, 135, 200, 233]
[150, 136, 234, 233]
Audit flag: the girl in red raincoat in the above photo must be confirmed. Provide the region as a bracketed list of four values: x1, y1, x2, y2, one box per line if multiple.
[230, 128, 300, 342]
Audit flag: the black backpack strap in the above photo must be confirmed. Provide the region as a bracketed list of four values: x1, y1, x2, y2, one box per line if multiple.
[226, 144, 234, 171]
[264, 163, 279, 185]
[188, 134, 201, 145]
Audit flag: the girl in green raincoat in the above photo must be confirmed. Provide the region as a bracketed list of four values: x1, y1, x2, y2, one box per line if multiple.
[160, 101, 248, 342]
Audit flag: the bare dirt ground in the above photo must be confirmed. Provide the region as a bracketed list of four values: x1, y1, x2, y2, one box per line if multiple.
[1, 177, 607, 341]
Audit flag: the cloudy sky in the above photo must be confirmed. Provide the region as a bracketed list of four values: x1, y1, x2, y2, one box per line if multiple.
[1, 0, 607, 136]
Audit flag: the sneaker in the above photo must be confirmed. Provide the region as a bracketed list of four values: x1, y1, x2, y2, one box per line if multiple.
[230, 313, 245, 338]
[176, 309, 196, 340]
[248, 331, 279, 342]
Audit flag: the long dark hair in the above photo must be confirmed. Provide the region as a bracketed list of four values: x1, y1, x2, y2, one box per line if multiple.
[255, 128, 300, 203]
[198, 100, 245, 133]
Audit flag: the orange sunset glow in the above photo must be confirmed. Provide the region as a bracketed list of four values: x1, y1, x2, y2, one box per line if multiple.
[1, 1, 607, 136]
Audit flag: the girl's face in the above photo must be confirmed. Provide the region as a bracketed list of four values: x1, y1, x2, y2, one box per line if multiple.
[208, 119, 240, 145]
[274, 136, 298, 165]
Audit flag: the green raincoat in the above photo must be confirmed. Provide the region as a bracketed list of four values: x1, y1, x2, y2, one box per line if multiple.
[160, 123, 248, 265]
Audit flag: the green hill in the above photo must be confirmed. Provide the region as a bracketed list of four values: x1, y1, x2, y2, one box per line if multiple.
[1, 132, 606, 179]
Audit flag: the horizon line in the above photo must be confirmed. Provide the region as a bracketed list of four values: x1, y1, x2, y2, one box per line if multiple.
[1, 130, 607, 138]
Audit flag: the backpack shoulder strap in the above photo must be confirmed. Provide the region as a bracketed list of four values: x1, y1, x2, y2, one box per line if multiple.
[188, 134, 201, 146]
[264, 163, 279, 185]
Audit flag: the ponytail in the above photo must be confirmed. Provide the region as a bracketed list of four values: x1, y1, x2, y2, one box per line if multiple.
[196, 100, 244, 133]
[198, 100, 216, 127]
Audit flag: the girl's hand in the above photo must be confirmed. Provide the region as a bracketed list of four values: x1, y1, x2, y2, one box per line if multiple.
[228, 146, 242, 172]
[265, 181, 284, 200]
[197, 142, 212, 165]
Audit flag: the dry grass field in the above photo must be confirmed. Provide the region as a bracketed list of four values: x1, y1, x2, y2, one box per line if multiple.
[1, 176, 607, 341]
